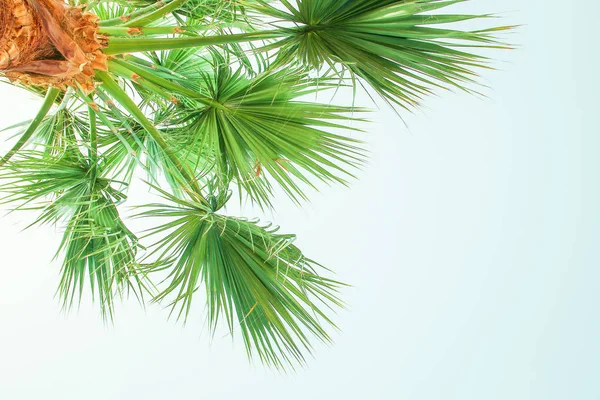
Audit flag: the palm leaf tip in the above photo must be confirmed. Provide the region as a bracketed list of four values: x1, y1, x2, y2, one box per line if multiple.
[57, 193, 147, 319]
[139, 193, 345, 369]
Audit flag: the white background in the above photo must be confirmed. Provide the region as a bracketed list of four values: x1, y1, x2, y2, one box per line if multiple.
[1, 0, 599, 399]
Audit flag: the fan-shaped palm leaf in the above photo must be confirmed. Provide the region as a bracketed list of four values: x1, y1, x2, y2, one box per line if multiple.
[255, 0, 512, 109]
[138, 186, 343, 368]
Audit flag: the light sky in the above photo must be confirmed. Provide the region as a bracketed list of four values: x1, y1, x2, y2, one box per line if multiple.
[0, 1, 598, 399]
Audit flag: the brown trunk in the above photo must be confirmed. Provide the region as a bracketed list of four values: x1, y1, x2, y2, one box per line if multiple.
[0, 0, 108, 91]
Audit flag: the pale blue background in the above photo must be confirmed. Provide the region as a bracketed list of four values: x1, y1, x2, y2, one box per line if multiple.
[1, 0, 598, 398]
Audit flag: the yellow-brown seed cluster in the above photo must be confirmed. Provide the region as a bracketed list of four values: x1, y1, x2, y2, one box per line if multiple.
[0, 0, 108, 92]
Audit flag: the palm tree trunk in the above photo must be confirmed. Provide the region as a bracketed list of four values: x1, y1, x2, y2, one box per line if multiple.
[0, 0, 54, 69]
[0, 0, 107, 91]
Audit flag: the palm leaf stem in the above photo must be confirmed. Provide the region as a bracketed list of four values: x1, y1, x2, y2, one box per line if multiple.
[99, 26, 199, 36]
[0, 87, 61, 167]
[88, 103, 98, 189]
[108, 59, 225, 109]
[95, 70, 207, 205]
[99, 0, 189, 27]
[104, 31, 285, 55]
[123, 0, 190, 27]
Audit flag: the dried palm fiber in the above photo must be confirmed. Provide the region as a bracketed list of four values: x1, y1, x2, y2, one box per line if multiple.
[0, 0, 108, 91]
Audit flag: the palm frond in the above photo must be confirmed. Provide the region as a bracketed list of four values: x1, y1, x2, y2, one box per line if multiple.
[138, 186, 344, 369]
[166, 58, 366, 206]
[255, 0, 512, 109]
[0, 149, 148, 318]
[57, 189, 147, 319]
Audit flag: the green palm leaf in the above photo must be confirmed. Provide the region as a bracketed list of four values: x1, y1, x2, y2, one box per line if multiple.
[0, 149, 148, 318]
[255, 0, 512, 109]
[138, 186, 343, 369]
[57, 190, 146, 319]
[167, 58, 366, 206]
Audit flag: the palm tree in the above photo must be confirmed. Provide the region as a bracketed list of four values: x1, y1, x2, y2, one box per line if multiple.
[0, 0, 511, 369]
